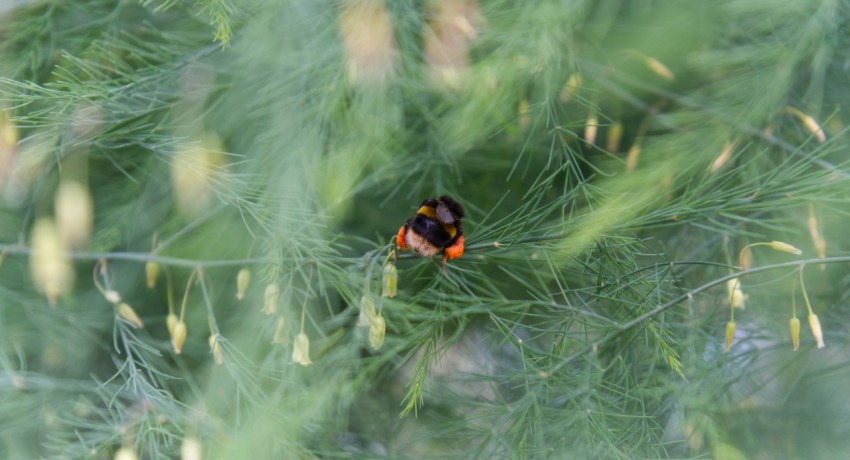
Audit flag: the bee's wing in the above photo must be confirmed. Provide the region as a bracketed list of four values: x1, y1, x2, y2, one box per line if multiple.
[435, 202, 456, 224]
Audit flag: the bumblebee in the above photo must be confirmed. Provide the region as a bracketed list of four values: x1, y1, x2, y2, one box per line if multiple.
[396, 195, 465, 264]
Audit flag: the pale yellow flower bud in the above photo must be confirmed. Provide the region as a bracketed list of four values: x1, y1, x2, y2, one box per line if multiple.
[644, 56, 674, 81]
[167, 313, 178, 336]
[710, 141, 736, 172]
[725, 321, 736, 351]
[117, 302, 144, 328]
[145, 261, 160, 288]
[338, 0, 398, 85]
[104, 290, 122, 304]
[29, 218, 74, 305]
[292, 332, 312, 366]
[789, 317, 800, 351]
[808, 313, 825, 349]
[170, 134, 227, 216]
[54, 180, 94, 249]
[358, 295, 375, 326]
[369, 314, 386, 350]
[625, 141, 641, 173]
[583, 110, 598, 146]
[381, 264, 397, 298]
[208, 334, 223, 365]
[517, 98, 530, 129]
[262, 283, 279, 315]
[727, 279, 747, 309]
[172, 320, 187, 354]
[181, 436, 202, 460]
[785, 107, 825, 143]
[606, 121, 623, 153]
[272, 317, 286, 344]
[559, 73, 581, 104]
[236, 268, 251, 300]
[114, 446, 138, 460]
[767, 241, 802, 255]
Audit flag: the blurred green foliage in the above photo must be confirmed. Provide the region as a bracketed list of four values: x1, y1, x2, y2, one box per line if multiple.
[1, 0, 850, 458]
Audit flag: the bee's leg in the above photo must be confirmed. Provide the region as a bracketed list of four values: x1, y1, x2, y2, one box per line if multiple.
[443, 236, 464, 260]
[396, 225, 408, 250]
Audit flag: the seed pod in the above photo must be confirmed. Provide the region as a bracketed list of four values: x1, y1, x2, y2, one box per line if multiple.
[172, 320, 187, 354]
[145, 261, 160, 288]
[725, 321, 736, 351]
[789, 317, 801, 351]
[369, 314, 386, 350]
[236, 268, 251, 300]
[117, 302, 144, 328]
[262, 283, 279, 315]
[381, 264, 397, 298]
[292, 332, 312, 366]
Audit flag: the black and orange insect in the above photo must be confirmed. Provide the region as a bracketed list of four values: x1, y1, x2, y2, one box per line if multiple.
[396, 195, 465, 265]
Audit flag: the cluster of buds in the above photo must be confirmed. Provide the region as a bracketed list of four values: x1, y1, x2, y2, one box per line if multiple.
[724, 240, 828, 352]
[358, 293, 387, 350]
[92, 262, 143, 328]
[725, 241, 805, 351]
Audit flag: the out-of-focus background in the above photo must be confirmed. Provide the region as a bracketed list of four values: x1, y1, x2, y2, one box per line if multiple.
[1, 0, 849, 458]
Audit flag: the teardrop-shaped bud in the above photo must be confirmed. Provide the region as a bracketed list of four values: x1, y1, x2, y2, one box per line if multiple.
[789, 317, 800, 351]
[172, 320, 187, 354]
[208, 334, 223, 365]
[167, 313, 178, 336]
[767, 241, 802, 255]
[725, 321, 736, 352]
[381, 263, 397, 298]
[358, 295, 375, 326]
[236, 268, 251, 300]
[369, 314, 386, 350]
[808, 313, 825, 349]
[117, 302, 144, 328]
[29, 218, 74, 305]
[54, 180, 94, 249]
[292, 332, 312, 366]
[145, 261, 160, 288]
[262, 283, 279, 315]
